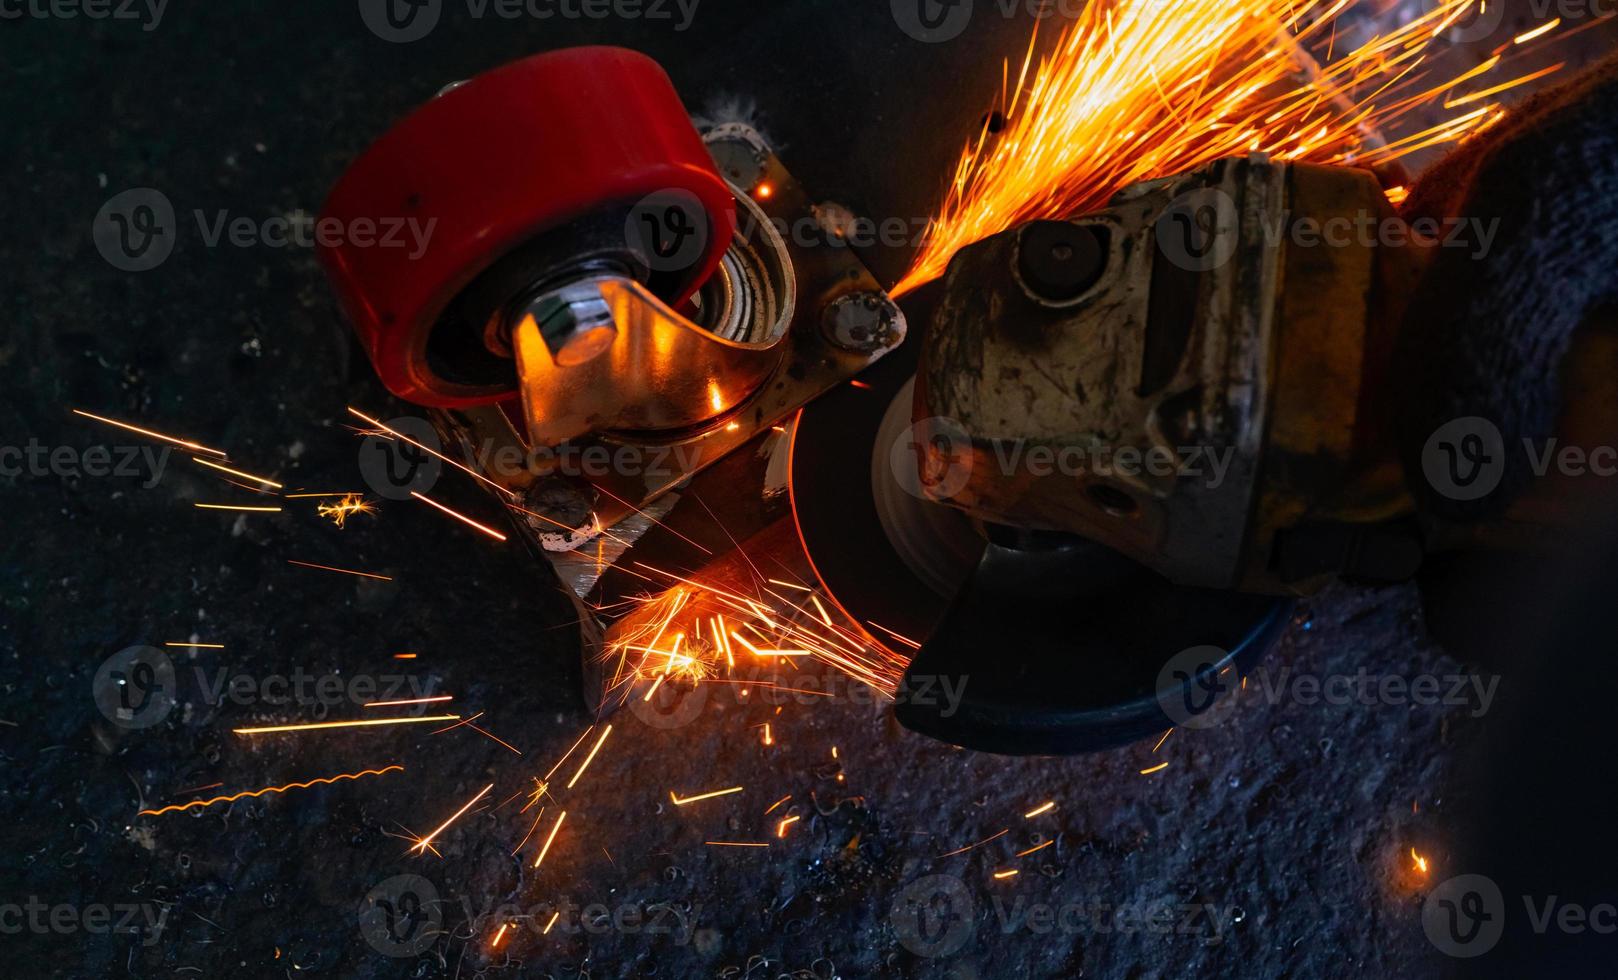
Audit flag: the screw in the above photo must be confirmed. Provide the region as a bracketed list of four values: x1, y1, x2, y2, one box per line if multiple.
[822, 292, 901, 353]
[519, 280, 619, 367]
[523, 476, 601, 552]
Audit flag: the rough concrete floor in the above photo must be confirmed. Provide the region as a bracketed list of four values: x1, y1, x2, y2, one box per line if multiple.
[3, 3, 1614, 978]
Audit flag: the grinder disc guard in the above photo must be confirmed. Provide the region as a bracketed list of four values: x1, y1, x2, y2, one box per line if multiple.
[791, 283, 1293, 755]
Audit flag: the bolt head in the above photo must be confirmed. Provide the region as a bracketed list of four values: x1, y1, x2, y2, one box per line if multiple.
[822, 292, 901, 353]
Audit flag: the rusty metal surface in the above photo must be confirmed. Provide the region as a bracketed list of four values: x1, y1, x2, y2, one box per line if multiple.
[4, 3, 1617, 979]
[922, 157, 1286, 591]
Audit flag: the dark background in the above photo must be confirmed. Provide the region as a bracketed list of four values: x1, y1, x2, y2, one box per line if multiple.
[4, 2, 1616, 977]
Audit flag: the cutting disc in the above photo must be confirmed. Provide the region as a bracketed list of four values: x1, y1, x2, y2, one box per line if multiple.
[788, 306, 974, 647]
[790, 283, 1293, 754]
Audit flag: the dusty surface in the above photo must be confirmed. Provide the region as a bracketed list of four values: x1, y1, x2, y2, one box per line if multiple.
[3, 3, 1615, 978]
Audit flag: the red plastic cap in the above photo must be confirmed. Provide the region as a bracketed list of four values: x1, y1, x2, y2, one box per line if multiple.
[319, 47, 736, 407]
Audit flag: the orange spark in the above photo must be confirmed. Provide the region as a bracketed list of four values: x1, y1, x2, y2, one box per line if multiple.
[764, 794, 792, 815]
[808, 594, 833, 626]
[1152, 729, 1174, 752]
[1514, 19, 1560, 45]
[532, 810, 568, 868]
[670, 785, 744, 806]
[1442, 62, 1565, 110]
[411, 491, 508, 541]
[71, 408, 226, 457]
[761, 723, 773, 747]
[392, 653, 418, 659]
[543, 911, 560, 934]
[317, 493, 376, 528]
[1016, 840, 1055, 858]
[411, 783, 493, 854]
[941, 828, 1009, 858]
[490, 923, 510, 948]
[195, 503, 281, 513]
[894, 0, 1562, 296]
[565, 724, 612, 789]
[514, 808, 546, 854]
[1411, 847, 1429, 874]
[466, 722, 523, 756]
[285, 559, 393, 581]
[776, 815, 800, 838]
[164, 641, 224, 649]
[191, 457, 282, 488]
[705, 841, 769, 848]
[347, 407, 517, 498]
[432, 712, 482, 735]
[993, 869, 1020, 880]
[1140, 762, 1170, 775]
[1023, 801, 1056, 819]
[866, 621, 921, 651]
[544, 726, 595, 782]
[364, 695, 453, 708]
[232, 715, 458, 735]
[137, 766, 403, 817]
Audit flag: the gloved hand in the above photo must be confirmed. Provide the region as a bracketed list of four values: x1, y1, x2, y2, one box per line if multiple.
[1394, 51, 1618, 519]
